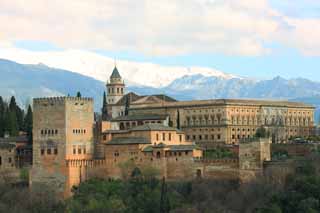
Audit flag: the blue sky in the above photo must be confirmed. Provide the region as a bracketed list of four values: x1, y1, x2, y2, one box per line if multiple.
[1, 0, 320, 81]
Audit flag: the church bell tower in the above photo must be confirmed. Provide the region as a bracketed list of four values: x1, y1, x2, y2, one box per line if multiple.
[106, 66, 125, 105]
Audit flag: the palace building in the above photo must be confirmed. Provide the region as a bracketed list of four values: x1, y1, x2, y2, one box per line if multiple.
[103, 66, 315, 146]
[30, 65, 315, 197]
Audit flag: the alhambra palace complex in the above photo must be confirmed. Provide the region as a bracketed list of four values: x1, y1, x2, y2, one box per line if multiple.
[29, 67, 316, 197]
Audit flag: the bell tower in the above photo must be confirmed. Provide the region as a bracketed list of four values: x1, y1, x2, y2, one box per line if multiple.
[106, 66, 125, 105]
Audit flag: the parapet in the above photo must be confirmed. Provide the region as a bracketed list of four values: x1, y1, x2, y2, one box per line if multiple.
[33, 96, 94, 104]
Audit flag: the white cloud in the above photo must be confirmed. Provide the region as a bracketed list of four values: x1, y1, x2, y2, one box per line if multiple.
[0, 0, 320, 56]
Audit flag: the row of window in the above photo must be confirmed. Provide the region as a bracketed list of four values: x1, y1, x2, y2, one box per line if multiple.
[40, 148, 58, 155]
[41, 129, 58, 135]
[108, 87, 124, 95]
[73, 145, 86, 155]
[155, 133, 183, 142]
[186, 134, 221, 141]
[73, 129, 87, 134]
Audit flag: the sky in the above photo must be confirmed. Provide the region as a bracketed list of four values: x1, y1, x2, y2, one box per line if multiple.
[0, 0, 320, 81]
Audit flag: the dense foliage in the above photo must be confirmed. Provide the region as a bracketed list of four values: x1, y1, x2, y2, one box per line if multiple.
[0, 96, 32, 142]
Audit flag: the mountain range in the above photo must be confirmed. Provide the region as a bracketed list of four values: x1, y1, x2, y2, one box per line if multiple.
[0, 58, 319, 122]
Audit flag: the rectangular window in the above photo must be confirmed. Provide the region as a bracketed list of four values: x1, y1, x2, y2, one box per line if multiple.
[54, 148, 58, 155]
[83, 146, 86, 154]
[103, 135, 107, 140]
[78, 148, 82, 154]
[8, 158, 11, 163]
[55, 129, 58, 134]
[162, 133, 165, 141]
[41, 149, 45, 155]
[179, 135, 182, 142]
[217, 134, 221, 140]
[47, 149, 51, 155]
[73, 146, 76, 154]
[169, 133, 172, 141]
[156, 134, 159, 141]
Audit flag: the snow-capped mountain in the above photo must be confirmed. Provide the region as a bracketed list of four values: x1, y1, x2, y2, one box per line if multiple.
[1, 58, 320, 123]
[0, 48, 237, 88]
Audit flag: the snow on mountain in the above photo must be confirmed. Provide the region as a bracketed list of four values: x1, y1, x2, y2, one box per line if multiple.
[0, 47, 238, 88]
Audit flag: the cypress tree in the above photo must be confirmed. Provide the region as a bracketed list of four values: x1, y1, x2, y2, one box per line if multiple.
[160, 177, 170, 213]
[0, 96, 5, 137]
[76, 91, 82, 98]
[7, 97, 19, 136]
[102, 91, 109, 121]
[24, 105, 33, 143]
[176, 110, 180, 129]
[124, 95, 130, 116]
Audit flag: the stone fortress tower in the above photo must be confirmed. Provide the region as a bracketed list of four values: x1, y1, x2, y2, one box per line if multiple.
[30, 97, 94, 197]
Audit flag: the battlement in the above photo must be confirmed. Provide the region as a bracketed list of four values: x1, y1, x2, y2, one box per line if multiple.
[34, 96, 93, 103]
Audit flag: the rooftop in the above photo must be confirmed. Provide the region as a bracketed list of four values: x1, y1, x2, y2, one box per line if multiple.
[130, 98, 314, 109]
[110, 66, 121, 79]
[106, 137, 150, 145]
[130, 123, 179, 132]
[112, 114, 168, 121]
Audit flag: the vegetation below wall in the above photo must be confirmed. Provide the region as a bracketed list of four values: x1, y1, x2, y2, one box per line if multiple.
[0, 153, 319, 212]
[204, 148, 237, 159]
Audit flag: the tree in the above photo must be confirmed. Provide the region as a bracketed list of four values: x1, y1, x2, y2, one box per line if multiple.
[76, 91, 82, 98]
[24, 105, 33, 143]
[102, 91, 109, 121]
[255, 126, 269, 138]
[124, 95, 130, 116]
[160, 177, 170, 213]
[176, 110, 180, 129]
[0, 96, 5, 137]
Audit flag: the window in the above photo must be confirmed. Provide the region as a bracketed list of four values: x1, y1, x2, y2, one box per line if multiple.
[83, 146, 86, 154]
[169, 133, 172, 141]
[78, 148, 82, 154]
[0, 157, 1, 165]
[41, 149, 45, 155]
[117, 88, 119, 93]
[199, 135, 202, 140]
[232, 135, 235, 139]
[217, 134, 221, 140]
[103, 135, 107, 140]
[8, 157, 11, 163]
[54, 148, 58, 155]
[179, 135, 182, 142]
[84, 129, 86, 134]
[73, 146, 76, 154]
[47, 149, 51, 155]
[162, 133, 166, 141]
[55, 129, 58, 134]
[156, 134, 159, 141]
[41, 130, 44, 135]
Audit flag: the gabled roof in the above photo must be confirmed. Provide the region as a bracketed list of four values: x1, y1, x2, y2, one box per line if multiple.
[110, 66, 121, 79]
[130, 123, 178, 131]
[115, 92, 141, 105]
[106, 137, 150, 145]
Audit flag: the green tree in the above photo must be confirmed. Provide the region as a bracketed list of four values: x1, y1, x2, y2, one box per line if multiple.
[0, 96, 5, 137]
[76, 91, 81, 98]
[102, 91, 109, 121]
[24, 105, 33, 143]
[124, 95, 130, 116]
[176, 110, 180, 129]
